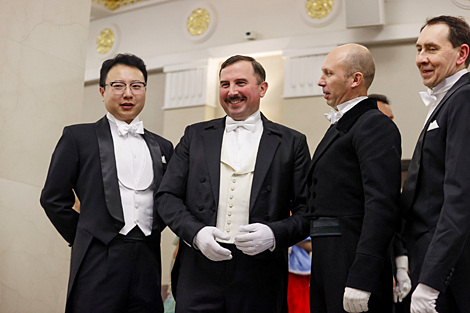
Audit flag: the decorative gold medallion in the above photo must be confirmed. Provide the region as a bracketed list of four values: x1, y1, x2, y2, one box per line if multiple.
[96, 28, 115, 54]
[305, 0, 334, 19]
[92, 0, 147, 11]
[187, 8, 211, 36]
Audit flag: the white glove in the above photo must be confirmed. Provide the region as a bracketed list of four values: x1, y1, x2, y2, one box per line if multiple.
[193, 226, 232, 261]
[394, 255, 412, 303]
[411, 283, 439, 313]
[233, 223, 275, 256]
[343, 287, 371, 313]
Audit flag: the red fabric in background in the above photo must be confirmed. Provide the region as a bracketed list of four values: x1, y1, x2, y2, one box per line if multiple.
[288, 273, 310, 313]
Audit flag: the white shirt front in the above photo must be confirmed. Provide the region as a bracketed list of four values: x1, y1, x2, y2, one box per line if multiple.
[422, 69, 468, 125]
[224, 110, 263, 171]
[107, 113, 154, 236]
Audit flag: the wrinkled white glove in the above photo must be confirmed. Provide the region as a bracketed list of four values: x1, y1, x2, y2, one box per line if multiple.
[233, 223, 275, 256]
[343, 287, 371, 313]
[193, 226, 232, 261]
[394, 255, 412, 303]
[411, 283, 439, 313]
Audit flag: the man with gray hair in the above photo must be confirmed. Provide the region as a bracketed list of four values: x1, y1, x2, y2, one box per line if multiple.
[307, 44, 402, 312]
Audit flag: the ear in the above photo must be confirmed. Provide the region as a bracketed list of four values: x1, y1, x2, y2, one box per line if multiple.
[456, 44, 469, 66]
[259, 81, 269, 98]
[350, 72, 363, 88]
[99, 86, 105, 101]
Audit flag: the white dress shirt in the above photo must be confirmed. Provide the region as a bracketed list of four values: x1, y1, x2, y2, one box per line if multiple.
[421, 69, 468, 125]
[107, 113, 154, 236]
[324, 96, 368, 124]
[224, 110, 263, 171]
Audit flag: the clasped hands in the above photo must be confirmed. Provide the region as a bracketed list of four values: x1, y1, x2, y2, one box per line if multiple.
[193, 223, 274, 261]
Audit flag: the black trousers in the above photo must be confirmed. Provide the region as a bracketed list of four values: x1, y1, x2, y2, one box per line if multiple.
[68, 230, 163, 313]
[173, 243, 288, 313]
[310, 235, 393, 313]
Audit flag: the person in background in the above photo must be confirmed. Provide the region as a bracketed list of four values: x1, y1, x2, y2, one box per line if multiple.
[40, 53, 173, 313]
[401, 15, 470, 313]
[368, 93, 394, 120]
[288, 238, 311, 313]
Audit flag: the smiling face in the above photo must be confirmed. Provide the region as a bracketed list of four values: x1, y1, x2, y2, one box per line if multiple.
[416, 23, 465, 89]
[219, 61, 268, 121]
[100, 64, 146, 124]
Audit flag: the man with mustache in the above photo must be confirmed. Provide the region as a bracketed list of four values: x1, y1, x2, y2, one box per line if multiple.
[401, 15, 470, 313]
[156, 55, 310, 313]
[41, 53, 173, 313]
[307, 44, 402, 313]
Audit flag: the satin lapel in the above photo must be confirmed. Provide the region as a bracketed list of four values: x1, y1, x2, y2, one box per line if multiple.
[143, 131, 163, 231]
[402, 73, 470, 212]
[95, 116, 124, 223]
[249, 116, 281, 210]
[202, 118, 225, 207]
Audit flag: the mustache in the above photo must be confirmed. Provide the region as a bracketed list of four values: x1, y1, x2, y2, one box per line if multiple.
[225, 95, 246, 102]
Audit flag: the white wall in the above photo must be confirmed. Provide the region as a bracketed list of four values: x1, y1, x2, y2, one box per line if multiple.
[0, 1, 91, 312]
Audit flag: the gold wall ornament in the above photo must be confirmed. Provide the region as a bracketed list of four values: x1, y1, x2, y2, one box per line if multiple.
[306, 0, 334, 19]
[96, 28, 115, 54]
[187, 8, 211, 36]
[92, 0, 147, 11]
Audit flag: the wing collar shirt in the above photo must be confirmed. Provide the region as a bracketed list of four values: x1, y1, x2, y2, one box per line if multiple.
[107, 113, 154, 236]
[324, 96, 368, 124]
[421, 68, 468, 125]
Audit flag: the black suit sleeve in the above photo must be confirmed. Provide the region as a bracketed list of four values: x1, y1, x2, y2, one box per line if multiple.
[40, 127, 80, 245]
[156, 125, 207, 246]
[346, 113, 402, 293]
[268, 133, 311, 248]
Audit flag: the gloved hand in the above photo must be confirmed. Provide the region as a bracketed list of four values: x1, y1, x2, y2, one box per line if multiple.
[193, 226, 232, 261]
[343, 287, 371, 312]
[411, 283, 439, 313]
[394, 255, 412, 303]
[233, 223, 275, 256]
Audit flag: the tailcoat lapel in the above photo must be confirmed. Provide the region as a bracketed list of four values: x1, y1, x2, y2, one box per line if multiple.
[250, 115, 281, 210]
[95, 116, 124, 223]
[143, 130, 163, 231]
[202, 118, 225, 207]
[310, 98, 377, 174]
[401, 73, 470, 212]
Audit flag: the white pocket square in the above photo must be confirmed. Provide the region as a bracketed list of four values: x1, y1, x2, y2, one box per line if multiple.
[427, 120, 439, 131]
[162, 155, 167, 164]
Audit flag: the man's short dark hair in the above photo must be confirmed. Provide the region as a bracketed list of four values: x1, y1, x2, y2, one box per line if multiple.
[99, 53, 148, 87]
[422, 15, 470, 67]
[368, 94, 390, 105]
[219, 55, 266, 84]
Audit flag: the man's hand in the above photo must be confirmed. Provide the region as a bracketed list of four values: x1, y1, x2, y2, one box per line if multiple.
[394, 255, 412, 303]
[411, 283, 439, 313]
[343, 287, 371, 312]
[193, 226, 232, 261]
[234, 223, 274, 256]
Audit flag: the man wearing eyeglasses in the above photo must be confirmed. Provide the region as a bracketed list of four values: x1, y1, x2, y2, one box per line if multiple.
[40, 53, 173, 313]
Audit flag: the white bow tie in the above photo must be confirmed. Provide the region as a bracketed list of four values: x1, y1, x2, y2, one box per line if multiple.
[324, 109, 343, 124]
[226, 119, 255, 132]
[117, 121, 144, 137]
[419, 90, 438, 107]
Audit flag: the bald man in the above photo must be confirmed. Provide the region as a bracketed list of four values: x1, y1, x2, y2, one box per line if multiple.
[306, 44, 402, 313]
